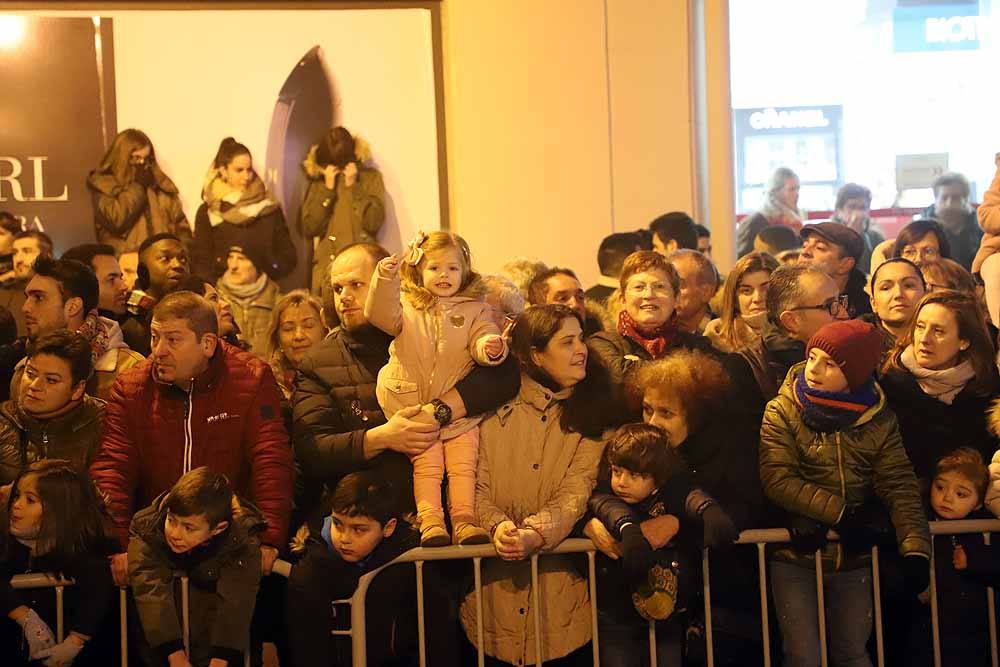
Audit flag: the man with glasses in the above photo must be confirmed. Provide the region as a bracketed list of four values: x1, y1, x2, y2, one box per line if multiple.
[798, 222, 872, 318]
[737, 264, 848, 402]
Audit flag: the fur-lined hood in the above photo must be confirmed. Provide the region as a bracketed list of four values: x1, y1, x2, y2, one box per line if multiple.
[988, 398, 1000, 438]
[301, 134, 373, 180]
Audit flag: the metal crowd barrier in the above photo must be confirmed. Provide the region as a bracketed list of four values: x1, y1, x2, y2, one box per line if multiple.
[10, 521, 1000, 667]
[10, 561, 292, 667]
[339, 520, 1000, 667]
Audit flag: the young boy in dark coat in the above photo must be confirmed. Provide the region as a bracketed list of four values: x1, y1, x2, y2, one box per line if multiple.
[128, 467, 264, 667]
[588, 423, 710, 667]
[907, 448, 1000, 666]
[285, 470, 418, 667]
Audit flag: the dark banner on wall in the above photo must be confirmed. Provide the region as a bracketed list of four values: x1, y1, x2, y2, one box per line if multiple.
[0, 16, 116, 253]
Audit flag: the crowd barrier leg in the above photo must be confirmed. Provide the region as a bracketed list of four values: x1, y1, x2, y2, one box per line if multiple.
[351, 572, 377, 667]
[756, 544, 771, 667]
[986, 533, 998, 667]
[870, 546, 884, 667]
[181, 576, 191, 657]
[55, 585, 64, 643]
[814, 552, 828, 667]
[530, 554, 543, 666]
[702, 548, 715, 667]
[473, 557, 486, 667]
[587, 551, 599, 667]
[648, 620, 658, 667]
[415, 561, 426, 667]
[928, 549, 941, 667]
[120, 588, 128, 667]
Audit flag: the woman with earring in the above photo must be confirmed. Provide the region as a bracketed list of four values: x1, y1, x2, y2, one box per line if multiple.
[87, 129, 190, 256]
[192, 137, 297, 284]
[300, 127, 386, 294]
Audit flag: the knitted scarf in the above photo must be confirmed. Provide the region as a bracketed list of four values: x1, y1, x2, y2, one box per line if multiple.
[76, 310, 114, 365]
[900, 345, 975, 405]
[793, 369, 879, 432]
[759, 193, 804, 232]
[618, 310, 677, 359]
[201, 169, 279, 227]
[219, 272, 269, 301]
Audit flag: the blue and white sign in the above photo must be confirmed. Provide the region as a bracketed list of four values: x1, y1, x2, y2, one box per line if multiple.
[894, 2, 984, 52]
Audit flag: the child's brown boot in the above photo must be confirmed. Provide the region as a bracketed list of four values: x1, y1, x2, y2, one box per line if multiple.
[420, 517, 451, 548]
[452, 518, 490, 546]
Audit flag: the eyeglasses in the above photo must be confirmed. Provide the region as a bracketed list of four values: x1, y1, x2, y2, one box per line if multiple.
[901, 246, 940, 262]
[788, 294, 850, 317]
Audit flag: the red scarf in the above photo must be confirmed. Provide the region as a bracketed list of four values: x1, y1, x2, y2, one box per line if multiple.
[618, 310, 677, 359]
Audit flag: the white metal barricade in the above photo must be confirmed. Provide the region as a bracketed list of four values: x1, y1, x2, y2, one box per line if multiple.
[337, 520, 1000, 667]
[10, 560, 292, 667]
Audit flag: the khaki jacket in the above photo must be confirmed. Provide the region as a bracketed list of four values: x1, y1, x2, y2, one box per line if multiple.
[980, 153, 1000, 236]
[460, 375, 604, 664]
[364, 270, 505, 441]
[760, 363, 931, 570]
[216, 278, 282, 357]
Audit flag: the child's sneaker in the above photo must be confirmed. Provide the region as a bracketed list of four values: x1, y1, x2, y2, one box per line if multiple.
[420, 518, 451, 548]
[453, 520, 490, 546]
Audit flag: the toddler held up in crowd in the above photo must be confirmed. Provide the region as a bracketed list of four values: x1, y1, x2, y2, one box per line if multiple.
[588, 423, 697, 667]
[364, 231, 507, 547]
[760, 319, 931, 667]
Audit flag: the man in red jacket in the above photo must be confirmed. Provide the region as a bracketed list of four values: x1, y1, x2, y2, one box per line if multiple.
[90, 291, 294, 585]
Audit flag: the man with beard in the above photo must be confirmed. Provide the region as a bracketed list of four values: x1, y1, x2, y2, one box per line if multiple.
[61, 244, 130, 323]
[122, 233, 190, 355]
[11, 257, 144, 401]
[923, 172, 982, 271]
[0, 231, 53, 337]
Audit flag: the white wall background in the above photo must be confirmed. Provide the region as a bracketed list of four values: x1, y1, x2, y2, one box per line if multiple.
[103, 9, 441, 254]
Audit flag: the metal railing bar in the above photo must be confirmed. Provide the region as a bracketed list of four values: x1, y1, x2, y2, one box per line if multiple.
[871, 546, 884, 667]
[814, 552, 828, 667]
[474, 556, 485, 667]
[415, 560, 426, 667]
[757, 543, 772, 667]
[929, 548, 941, 667]
[587, 551, 600, 667]
[531, 554, 543, 666]
[702, 548, 715, 667]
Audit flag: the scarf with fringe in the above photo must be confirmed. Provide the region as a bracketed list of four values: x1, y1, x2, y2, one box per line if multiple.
[900, 345, 975, 405]
[618, 310, 677, 359]
[202, 169, 279, 227]
[794, 369, 879, 432]
[76, 310, 115, 366]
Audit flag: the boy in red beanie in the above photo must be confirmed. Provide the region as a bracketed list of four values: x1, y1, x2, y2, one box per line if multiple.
[760, 319, 931, 667]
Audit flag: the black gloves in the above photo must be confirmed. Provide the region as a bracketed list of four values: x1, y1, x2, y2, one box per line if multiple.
[133, 164, 155, 189]
[901, 554, 931, 597]
[836, 502, 893, 553]
[621, 524, 656, 582]
[701, 503, 739, 548]
[788, 515, 829, 554]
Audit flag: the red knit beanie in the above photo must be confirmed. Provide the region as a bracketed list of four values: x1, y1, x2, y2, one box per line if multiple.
[806, 320, 882, 392]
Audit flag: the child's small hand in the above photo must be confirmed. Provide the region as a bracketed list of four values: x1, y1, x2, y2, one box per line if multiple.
[260, 545, 279, 575]
[953, 543, 968, 570]
[415, 402, 438, 425]
[378, 254, 400, 276]
[168, 650, 194, 667]
[483, 335, 505, 359]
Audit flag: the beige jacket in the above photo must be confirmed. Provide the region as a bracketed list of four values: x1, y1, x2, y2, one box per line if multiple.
[364, 268, 506, 441]
[216, 278, 282, 357]
[460, 375, 604, 664]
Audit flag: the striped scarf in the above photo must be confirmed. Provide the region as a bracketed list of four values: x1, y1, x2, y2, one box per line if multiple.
[793, 369, 878, 432]
[201, 169, 279, 227]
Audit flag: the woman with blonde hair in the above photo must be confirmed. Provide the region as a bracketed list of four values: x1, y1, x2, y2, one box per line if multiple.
[704, 252, 779, 352]
[265, 289, 328, 400]
[87, 129, 190, 255]
[736, 167, 805, 256]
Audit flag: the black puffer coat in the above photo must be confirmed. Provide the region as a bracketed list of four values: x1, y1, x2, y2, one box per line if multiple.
[880, 368, 998, 483]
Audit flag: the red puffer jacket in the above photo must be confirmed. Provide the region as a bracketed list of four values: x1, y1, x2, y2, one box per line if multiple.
[90, 341, 294, 550]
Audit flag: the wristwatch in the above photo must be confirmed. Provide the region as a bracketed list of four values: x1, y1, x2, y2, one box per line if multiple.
[430, 398, 453, 426]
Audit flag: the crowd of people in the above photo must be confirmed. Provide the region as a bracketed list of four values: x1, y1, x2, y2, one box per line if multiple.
[1, 130, 1000, 667]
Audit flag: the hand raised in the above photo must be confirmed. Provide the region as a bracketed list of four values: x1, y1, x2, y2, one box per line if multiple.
[344, 162, 359, 187]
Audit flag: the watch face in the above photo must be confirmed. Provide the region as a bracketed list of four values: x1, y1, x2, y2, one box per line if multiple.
[434, 402, 451, 424]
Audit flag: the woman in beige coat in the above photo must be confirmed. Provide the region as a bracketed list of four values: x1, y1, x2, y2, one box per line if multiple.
[461, 304, 610, 665]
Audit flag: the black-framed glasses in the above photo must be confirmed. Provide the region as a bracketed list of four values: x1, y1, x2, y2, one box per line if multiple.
[788, 294, 849, 317]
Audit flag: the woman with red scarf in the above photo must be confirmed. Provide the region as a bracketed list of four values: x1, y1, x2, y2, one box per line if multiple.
[588, 251, 715, 417]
